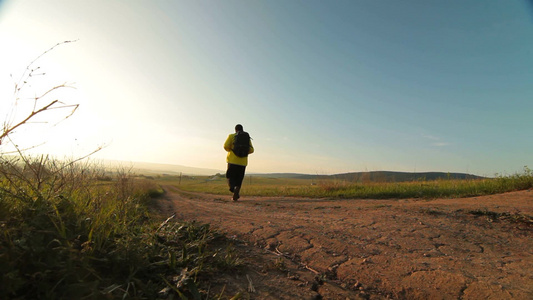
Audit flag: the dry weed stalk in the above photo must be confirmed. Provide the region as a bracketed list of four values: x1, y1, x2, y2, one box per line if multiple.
[1, 40, 79, 148]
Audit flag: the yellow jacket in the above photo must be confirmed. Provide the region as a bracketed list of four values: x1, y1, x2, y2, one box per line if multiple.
[224, 132, 254, 166]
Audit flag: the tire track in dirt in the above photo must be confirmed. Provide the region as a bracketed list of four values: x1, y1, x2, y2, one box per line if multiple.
[158, 186, 533, 299]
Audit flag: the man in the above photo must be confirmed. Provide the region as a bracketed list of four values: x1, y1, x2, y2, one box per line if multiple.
[224, 124, 254, 201]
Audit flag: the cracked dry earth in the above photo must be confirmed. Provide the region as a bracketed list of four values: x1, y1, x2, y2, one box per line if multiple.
[157, 186, 533, 299]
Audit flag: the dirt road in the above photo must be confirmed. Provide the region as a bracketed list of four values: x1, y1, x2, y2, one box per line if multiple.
[157, 186, 533, 299]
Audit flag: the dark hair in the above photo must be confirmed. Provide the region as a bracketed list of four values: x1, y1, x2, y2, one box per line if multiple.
[235, 124, 243, 132]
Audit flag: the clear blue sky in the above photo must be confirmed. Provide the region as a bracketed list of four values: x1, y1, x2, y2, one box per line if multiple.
[1, 0, 532, 176]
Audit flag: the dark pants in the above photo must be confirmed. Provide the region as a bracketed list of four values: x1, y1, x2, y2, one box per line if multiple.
[226, 163, 246, 189]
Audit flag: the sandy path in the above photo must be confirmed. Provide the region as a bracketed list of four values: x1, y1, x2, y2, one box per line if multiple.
[158, 186, 533, 299]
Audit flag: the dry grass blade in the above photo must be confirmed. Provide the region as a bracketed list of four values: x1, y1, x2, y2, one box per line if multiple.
[246, 275, 255, 293]
[157, 214, 175, 231]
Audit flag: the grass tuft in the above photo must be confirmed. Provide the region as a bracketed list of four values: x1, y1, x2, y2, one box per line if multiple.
[469, 209, 533, 226]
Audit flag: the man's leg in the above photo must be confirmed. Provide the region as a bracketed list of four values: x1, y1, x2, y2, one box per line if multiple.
[232, 165, 246, 201]
[226, 164, 235, 192]
[232, 186, 240, 201]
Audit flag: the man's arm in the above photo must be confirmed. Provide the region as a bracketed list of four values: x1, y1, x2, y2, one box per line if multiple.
[248, 140, 254, 154]
[224, 134, 233, 152]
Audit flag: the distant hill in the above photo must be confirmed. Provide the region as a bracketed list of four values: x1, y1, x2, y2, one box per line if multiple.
[100, 160, 485, 181]
[101, 160, 224, 176]
[253, 171, 485, 182]
[250, 173, 310, 178]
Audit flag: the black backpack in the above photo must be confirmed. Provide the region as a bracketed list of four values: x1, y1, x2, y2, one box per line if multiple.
[232, 131, 250, 157]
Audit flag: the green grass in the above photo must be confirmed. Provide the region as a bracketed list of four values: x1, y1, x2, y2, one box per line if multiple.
[169, 167, 533, 199]
[0, 156, 241, 299]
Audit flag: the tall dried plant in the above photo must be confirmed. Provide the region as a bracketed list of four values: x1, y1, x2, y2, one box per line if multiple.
[1, 40, 79, 149]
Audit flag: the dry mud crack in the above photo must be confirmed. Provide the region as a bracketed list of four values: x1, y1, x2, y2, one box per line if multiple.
[157, 186, 533, 299]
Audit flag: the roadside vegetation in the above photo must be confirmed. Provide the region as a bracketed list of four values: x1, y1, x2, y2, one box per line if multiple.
[0, 157, 245, 299]
[169, 167, 533, 199]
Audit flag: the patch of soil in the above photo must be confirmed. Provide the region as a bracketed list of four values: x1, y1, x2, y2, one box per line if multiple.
[156, 186, 533, 299]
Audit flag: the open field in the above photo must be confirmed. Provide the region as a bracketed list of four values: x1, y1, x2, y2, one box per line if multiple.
[158, 169, 533, 199]
[157, 184, 533, 299]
